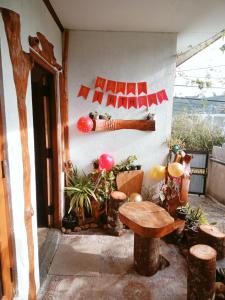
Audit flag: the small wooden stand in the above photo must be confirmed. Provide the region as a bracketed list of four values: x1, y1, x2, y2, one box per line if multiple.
[199, 225, 225, 259]
[119, 202, 185, 276]
[108, 191, 127, 236]
[187, 244, 216, 300]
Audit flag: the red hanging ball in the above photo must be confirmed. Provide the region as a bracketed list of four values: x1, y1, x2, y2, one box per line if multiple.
[77, 116, 93, 133]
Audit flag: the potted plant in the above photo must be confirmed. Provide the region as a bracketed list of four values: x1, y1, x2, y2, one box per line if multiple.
[176, 205, 189, 220]
[64, 167, 98, 222]
[62, 212, 78, 229]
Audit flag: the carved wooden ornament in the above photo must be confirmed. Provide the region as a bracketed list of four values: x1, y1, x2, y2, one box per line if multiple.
[29, 32, 62, 70]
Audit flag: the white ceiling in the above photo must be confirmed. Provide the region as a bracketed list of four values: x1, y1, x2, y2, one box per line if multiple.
[50, 0, 225, 54]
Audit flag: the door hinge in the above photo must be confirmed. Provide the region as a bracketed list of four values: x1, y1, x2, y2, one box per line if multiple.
[48, 205, 54, 215]
[46, 148, 53, 158]
[1, 160, 6, 178]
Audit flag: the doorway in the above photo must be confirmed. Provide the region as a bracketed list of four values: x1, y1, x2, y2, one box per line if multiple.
[31, 62, 59, 229]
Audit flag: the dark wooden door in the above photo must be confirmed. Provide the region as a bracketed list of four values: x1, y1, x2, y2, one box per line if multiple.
[31, 63, 54, 227]
[0, 45, 14, 300]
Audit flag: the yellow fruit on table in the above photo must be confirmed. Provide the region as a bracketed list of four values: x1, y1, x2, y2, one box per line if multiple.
[129, 193, 143, 202]
[168, 162, 184, 177]
[149, 165, 166, 181]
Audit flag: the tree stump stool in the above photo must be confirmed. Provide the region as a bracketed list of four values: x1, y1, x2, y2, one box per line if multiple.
[187, 244, 217, 300]
[199, 225, 225, 260]
[119, 201, 185, 276]
[108, 191, 127, 236]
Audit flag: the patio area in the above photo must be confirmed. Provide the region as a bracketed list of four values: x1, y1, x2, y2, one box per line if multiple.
[38, 195, 225, 300]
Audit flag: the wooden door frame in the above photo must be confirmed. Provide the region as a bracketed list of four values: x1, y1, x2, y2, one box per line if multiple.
[0, 40, 16, 300]
[30, 49, 61, 228]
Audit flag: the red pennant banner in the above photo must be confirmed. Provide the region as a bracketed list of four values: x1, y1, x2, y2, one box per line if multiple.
[126, 83, 136, 95]
[118, 96, 127, 109]
[128, 97, 137, 109]
[116, 82, 126, 94]
[95, 77, 106, 90]
[106, 94, 117, 107]
[77, 85, 90, 100]
[138, 96, 148, 108]
[148, 93, 158, 106]
[92, 91, 103, 104]
[138, 82, 147, 95]
[106, 80, 116, 93]
[157, 89, 168, 103]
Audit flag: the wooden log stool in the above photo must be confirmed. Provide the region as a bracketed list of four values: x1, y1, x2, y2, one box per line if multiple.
[187, 244, 217, 300]
[199, 224, 225, 260]
[119, 201, 185, 276]
[107, 191, 127, 236]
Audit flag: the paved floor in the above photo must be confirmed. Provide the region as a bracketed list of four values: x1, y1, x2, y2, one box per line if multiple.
[38, 195, 225, 300]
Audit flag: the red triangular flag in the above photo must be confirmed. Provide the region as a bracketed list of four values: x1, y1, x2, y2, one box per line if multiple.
[92, 91, 103, 104]
[148, 93, 158, 106]
[128, 97, 137, 109]
[118, 96, 127, 109]
[106, 94, 117, 107]
[106, 80, 116, 93]
[116, 82, 126, 94]
[157, 89, 168, 103]
[95, 77, 106, 90]
[138, 96, 148, 108]
[126, 83, 136, 95]
[138, 82, 147, 95]
[77, 85, 90, 100]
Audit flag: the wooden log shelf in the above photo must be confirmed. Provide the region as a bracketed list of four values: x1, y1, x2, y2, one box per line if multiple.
[92, 119, 155, 132]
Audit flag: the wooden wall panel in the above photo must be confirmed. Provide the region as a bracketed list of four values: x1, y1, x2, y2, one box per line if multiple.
[0, 8, 36, 299]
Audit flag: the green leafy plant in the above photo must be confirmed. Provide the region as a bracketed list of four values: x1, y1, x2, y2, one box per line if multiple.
[112, 155, 137, 175]
[65, 167, 97, 216]
[171, 112, 225, 152]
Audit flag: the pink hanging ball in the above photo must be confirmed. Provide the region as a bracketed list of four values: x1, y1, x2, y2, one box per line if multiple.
[77, 116, 93, 133]
[99, 153, 115, 171]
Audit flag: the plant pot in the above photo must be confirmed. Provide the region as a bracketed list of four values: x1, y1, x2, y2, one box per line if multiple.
[99, 115, 105, 120]
[62, 215, 78, 229]
[129, 165, 137, 170]
[136, 165, 141, 170]
[176, 210, 188, 220]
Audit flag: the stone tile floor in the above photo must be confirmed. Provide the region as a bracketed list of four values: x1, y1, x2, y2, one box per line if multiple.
[38, 195, 225, 300]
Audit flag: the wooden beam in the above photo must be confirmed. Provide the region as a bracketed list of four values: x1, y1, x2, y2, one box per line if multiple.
[0, 8, 36, 299]
[42, 0, 64, 32]
[60, 29, 70, 164]
[176, 29, 225, 67]
[92, 119, 155, 132]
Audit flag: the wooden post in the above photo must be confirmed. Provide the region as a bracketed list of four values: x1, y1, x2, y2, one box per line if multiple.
[199, 225, 225, 260]
[134, 234, 160, 276]
[187, 244, 216, 300]
[108, 191, 127, 236]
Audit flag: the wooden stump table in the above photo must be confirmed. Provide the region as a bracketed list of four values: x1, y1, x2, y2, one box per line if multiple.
[119, 201, 184, 276]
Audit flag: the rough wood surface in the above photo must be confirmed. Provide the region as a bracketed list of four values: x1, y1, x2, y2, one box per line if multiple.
[108, 191, 127, 236]
[199, 225, 225, 259]
[119, 202, 184, 238]
[1, 7, 36, 299]
[116, 170, 144, 197]
[60, 29, 69, 164]
[93, 119, 155, 132]
[187, 244, 216, 300]
[29, 32, 62, 70]
[134, 234, 160, 276]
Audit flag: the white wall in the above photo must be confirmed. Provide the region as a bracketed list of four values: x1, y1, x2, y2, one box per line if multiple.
[68, 30, 177, 187]
[0, 1, 62, 299]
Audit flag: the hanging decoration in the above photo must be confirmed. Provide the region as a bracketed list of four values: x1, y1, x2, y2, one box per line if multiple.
[77, 116, 93, 133]
[77, 85, 90, 100]
[77, 76, 169, 109]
